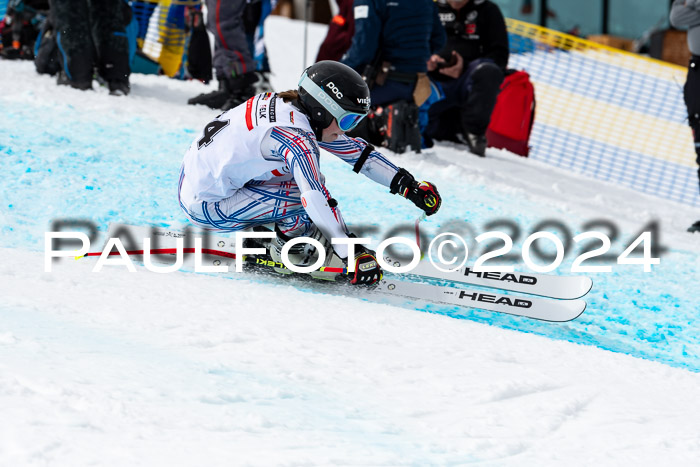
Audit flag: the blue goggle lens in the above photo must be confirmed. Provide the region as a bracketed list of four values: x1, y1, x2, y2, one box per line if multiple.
[338, 113, 365, 131]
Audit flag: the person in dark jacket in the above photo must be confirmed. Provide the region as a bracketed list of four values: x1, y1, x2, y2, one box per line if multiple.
[51, 0, 131, 94]
[425, 0, 509, 157]
[340, 0, 445, 107]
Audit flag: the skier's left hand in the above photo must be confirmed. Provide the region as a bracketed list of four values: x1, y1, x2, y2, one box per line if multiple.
[350, 245, 382, 286]
[391, 168, 442, 216]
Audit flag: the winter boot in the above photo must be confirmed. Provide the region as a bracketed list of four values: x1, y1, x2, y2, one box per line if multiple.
[109, 79, 130, 96]
[464, 132, 487, 157]
[221, 72, 259, 111]
[187, 78, 230, 109]
[56, 70, 92, 90]
[688, 220, 700, 233]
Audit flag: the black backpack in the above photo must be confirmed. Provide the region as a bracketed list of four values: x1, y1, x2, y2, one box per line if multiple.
[348, 100, 422, 154]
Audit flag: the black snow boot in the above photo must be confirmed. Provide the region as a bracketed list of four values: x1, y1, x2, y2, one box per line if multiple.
[109, 79, 130, 96]
[464, 132, 487, 157]
[221, 72, 259, 111]
[188, 72, 258, 110]
[57, 70, 93, 90]
[187, 79, 230, 109]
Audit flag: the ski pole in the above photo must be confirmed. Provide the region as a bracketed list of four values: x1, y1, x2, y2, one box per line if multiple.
[415, 212, 427, 260]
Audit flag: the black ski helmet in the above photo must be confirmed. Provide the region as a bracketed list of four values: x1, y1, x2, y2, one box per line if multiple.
[297, 61, 371, 139]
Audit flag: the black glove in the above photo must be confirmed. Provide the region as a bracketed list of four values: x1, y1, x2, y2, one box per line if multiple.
[390, 168, 441, 216]
[349, 244, 382, 286]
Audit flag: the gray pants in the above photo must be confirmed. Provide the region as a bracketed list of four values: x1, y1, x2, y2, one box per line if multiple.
[206, 0, 255, 79]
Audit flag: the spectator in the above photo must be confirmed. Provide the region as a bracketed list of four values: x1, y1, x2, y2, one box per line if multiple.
[187, 0, 259, 111]
[337, 0, 445, 152]
[0, 0, 49, 60]
[51, 0, 131, 94]
[316, 0, 354, 62]
[340, 0, 445, 107]
[670, 0, 700, 233]
[243, 0, 275, 93]
[520, 0, 532, 15]
[519, 0, 557, 22]
[424, 0, 509, 157]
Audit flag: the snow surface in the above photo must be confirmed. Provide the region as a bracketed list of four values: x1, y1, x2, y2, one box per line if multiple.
[1, 15, 700, 466]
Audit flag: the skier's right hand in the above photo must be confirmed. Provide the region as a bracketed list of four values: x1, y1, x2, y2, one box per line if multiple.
[350, 245, 382, 286]
[391, 168, 442, 216]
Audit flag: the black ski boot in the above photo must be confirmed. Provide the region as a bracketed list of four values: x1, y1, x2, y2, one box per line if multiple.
[187, 79, 230, 109]
[464, 132, 487, 157]
[688, 220, 700, 233]
[57, 70, 92, 90]
[109, 79, 130, 96]
[221, 72, 259, 111]
[188, 72, 259, 110]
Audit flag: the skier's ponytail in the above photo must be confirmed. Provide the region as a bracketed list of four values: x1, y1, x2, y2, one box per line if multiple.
[278, 90, 300, 103]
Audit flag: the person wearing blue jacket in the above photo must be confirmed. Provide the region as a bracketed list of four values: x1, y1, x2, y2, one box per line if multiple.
[340, 0, 445, 107]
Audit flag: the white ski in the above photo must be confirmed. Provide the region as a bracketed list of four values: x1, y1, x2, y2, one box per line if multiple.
[90, 224, 587, 322]
[372, 279, 587, 322]
[387, 257, 593, 300]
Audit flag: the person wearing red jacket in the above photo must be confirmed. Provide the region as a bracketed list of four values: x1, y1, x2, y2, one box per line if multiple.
[316, 0, 355, 62]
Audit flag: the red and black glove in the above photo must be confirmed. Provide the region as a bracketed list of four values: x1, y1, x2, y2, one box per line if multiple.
[390, 168, 441, 216]
[349, 245, 382, 286]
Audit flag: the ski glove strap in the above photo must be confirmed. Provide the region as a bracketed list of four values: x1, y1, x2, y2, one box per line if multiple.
[390, 168, 442, 216]
[350, 245, 382, 286]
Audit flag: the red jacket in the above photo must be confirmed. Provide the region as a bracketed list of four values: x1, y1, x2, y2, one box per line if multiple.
[315, 0, 355, 62]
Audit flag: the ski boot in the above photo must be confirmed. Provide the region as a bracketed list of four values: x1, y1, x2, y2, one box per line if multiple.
[463, 132, 487, 157]
[269, 225, 345, 281]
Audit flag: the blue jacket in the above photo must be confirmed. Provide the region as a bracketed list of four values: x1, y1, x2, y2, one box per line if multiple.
[341, 0, 446, 74]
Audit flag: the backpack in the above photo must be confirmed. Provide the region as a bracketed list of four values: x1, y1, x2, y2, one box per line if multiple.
[486, 70, 535, 157]
[185, 9, 212, 83]
[382, 100, 422, 154]
[347, 100, 422, 154]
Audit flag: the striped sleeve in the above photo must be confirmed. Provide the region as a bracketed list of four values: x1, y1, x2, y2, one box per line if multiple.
[265, 126, 352, 257]
[268, 126, 325, 193]
[319, 135, 399, 188]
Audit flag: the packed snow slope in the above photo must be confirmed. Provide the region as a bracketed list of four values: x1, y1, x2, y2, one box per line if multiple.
[1, 15, 699, 466]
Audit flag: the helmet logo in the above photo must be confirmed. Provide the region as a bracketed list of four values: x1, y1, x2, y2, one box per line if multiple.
[326, 82, 343, 99]
[318, 91, 340, 112]
[356, 97, 370, 105]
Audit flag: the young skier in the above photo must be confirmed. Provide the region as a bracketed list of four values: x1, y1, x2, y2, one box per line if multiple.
[178, 61, 442, 285]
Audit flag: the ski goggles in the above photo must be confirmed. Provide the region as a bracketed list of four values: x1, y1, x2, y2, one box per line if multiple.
[298, 73, 368, 132]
